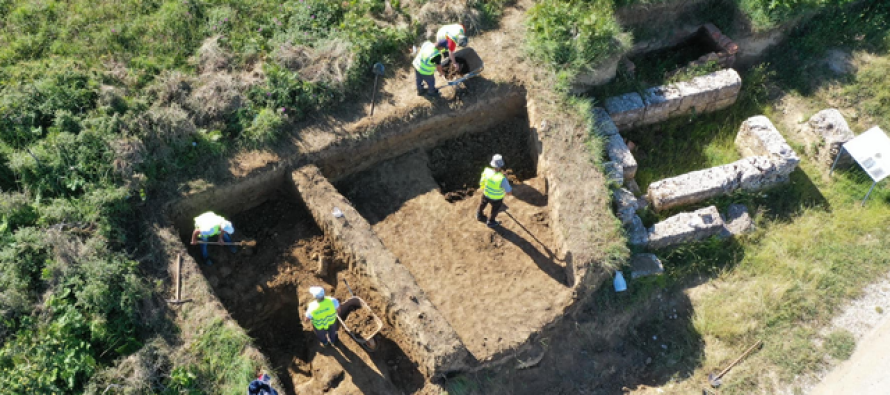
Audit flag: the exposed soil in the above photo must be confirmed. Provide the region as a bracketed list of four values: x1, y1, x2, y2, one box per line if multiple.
[429, 116, 536, 196]
[337, 136, 572, 360]
[185, 190, 423, 395]
[340, 298, 381, 341]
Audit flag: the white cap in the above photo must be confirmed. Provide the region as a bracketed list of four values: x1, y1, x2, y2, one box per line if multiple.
[490, 154, 505, 168]
[221, 220, 234, 235]
[309, 286, 325, 299]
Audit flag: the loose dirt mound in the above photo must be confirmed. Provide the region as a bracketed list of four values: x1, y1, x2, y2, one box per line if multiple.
[186, 190, 422, 394]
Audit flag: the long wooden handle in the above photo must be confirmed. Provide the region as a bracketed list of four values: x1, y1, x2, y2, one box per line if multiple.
[196, 240, 256, 247]
[716, 340, 763, 379]
[176, 253, 182, 301]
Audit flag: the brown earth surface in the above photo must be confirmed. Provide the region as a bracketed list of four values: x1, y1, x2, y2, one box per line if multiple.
[337, 128, 573, 360]
[185, 191, 423, 395]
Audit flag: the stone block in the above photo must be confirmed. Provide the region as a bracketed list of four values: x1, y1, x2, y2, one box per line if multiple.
[613, 188, 640, 226]
[714, 97, 737, 111]
[604, 92, 645, 130]
[592, 107, 619, 137]
[606, 134, 638, 180]
[719, 203, 755, 239]
[641, 85, 682, 125]
[604, 161, 624, 186]
[647, 156, 793, 211]
[627, 215, 649, 247]
[630, 253, 664, 279]
[647, 206, 725, 249]
[736, 116, 800, 174]
[625, 178, 642, 196]
[646, 163, 741, 211]
[801, 109, 854, 166]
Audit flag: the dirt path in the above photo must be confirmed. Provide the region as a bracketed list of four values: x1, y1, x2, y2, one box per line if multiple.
[810, 314, 890, 394]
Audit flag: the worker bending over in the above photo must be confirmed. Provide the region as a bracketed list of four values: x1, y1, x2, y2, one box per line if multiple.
[247, 373, 279, 395]
[436, 24, 468, 71]
[476, 154, 512, 228]
[413, 39, 449, 97]
[304, 286, 340, 346]
[190, 211, 237, 266]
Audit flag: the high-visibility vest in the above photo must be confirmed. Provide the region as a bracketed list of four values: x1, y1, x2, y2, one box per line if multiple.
[436, 24, 465, 46]
[194, 212, 223, 237]
[412, 42, 441, 75]
[308, 297, 338, 330]
[480, 168, 506, 200]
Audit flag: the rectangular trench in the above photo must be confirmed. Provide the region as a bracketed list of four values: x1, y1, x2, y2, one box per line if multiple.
[163, 88, 608, 390]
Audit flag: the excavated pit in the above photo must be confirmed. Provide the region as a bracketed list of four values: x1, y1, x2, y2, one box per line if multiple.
[166, 90, 595, 390]
[173, 178, 424, 394]
[334, 101, 573, 361]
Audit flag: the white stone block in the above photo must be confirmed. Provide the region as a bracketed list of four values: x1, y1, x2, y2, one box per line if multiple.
[647, 206, 724, 249]
[604, 92, 645, 130]
[606, 134, 637, 180]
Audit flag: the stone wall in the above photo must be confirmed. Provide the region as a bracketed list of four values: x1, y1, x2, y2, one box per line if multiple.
[648, 206, 725, 249]
[604, 69, 741, 130]
[647, 116, 799, 211]
[291, 165, 471, 378]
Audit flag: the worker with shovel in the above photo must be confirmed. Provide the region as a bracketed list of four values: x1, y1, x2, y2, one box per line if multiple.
[476, 154, 512, 228]
[412, 39, 449, 97]
[304, 286, 340, 347]
[190, 211, 237, 266]
[436, 24, 468, 72]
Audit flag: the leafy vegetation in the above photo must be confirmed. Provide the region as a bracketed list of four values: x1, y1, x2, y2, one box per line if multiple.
[526, 0, 630, 90]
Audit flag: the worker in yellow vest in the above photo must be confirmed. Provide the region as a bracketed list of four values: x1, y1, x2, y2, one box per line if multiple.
[436, 24, 467, 70]
[304, 286, 340, 346]
[190, 211, 237, 265]
[412, 39, 449, 97]
[476, 154, 512, 228]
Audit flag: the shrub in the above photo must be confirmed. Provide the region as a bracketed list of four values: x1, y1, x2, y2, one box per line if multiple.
[0, 191, 37, 232]
[527, 0, 629, 87]
[240, 107, 284, 147]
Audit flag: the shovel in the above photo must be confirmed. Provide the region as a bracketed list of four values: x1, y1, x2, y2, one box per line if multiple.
[196, 240, 257, 247]
[166, 254, 192, 305]
[369, 62, 385, 116]
[708, 340, 763, 387]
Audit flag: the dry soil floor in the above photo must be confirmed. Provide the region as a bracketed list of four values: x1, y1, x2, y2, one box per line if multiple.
[338, 149, 573, 360]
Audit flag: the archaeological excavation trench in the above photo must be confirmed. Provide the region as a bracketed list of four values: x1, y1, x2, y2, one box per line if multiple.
[165, 89, 596, 392]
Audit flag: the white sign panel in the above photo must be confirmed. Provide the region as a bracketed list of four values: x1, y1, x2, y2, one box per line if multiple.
[842, 127, 890, 183]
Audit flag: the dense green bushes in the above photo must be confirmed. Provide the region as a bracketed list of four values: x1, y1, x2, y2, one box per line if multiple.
[526, 0, 629, 89]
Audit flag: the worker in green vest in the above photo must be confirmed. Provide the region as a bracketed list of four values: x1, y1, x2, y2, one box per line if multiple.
[476, 154, 512, 228]
[190, 211, 237, 265]
[412, 39, 449, 97]
[436, 24, 467, 70]
[304, 286, 340, 346]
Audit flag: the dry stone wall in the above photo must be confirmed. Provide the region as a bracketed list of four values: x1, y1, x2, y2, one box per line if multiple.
[647, 116, 799, 211]
[604, 69, 741, 130]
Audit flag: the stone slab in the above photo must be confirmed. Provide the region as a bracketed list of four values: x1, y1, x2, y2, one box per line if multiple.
[647, 206, 724, 249]
[604, 92, 646, 129]
[291, 165, 470, 377]
[613, 187, 641, 226]
[735, 115, 800, 175]
[630, 253, 664, 279]
[592, 107, 619, 137]
[627, 214, 649, 247]
[802, 109, 854, 166]
[604, 161, 624, 186]
[641, 85, 683, 125]
[606, 134, 638, 180]
[719, 203, 755, 238]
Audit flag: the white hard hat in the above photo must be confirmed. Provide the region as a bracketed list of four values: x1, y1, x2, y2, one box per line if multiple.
[221, 220, 234, 235]
[490, 154, 505, 168]
[309, 286, 325, 299]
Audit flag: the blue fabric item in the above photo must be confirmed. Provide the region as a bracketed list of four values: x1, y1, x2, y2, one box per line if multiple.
[415, 69, 437, 95]
[200, 233, 233, 259]
[501, 177, 512, 193]
[247, 380, 278, 395]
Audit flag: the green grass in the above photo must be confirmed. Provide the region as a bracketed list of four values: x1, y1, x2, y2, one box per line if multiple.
[824, 330, 856, 360]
